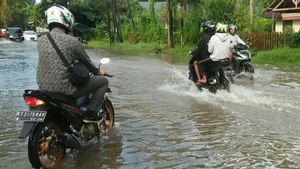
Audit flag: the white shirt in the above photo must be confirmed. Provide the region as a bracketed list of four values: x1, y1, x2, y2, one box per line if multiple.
[208, 33, 231, 61]
[227, 34, 246, 46]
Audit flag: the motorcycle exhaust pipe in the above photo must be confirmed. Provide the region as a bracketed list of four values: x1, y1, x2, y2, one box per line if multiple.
[60, 132, 82, 148]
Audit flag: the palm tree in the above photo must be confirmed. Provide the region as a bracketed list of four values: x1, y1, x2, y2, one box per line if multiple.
[0, 0, 11, 26]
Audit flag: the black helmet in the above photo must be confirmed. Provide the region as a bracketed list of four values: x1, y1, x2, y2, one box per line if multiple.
[202, 20, 216, 34]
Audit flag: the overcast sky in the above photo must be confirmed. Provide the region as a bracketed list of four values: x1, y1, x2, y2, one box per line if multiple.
[139, 2, 165, 11]
[35, 0, 42, 4]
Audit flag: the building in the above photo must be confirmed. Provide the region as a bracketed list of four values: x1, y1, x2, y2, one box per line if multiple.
[263, 0, 300, 32]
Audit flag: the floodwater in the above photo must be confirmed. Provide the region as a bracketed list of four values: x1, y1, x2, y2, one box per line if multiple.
[0, 39, 300, 169]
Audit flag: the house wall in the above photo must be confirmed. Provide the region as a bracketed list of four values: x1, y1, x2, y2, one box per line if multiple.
[293, 20, 300, 32]
[275, 20, 283, 32]
[275, 20, 300, 32]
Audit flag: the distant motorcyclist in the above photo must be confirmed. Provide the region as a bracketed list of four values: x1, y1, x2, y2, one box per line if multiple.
[189, 20, 216, 84]
[37, 5, 108, 122]
[227, 23, 246, 46]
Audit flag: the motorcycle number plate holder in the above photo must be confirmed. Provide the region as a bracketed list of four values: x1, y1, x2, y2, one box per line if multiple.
[15, 111, 47, 122]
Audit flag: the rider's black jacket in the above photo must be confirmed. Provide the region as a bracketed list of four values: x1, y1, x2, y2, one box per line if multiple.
[189, 33, 214, 64]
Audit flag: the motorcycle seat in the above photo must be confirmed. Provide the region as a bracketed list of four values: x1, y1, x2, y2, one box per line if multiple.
[42, 91, 75, 104]
[42, 91, 89, 107]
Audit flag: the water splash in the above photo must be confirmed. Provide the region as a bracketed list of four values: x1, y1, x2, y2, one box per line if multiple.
[159, 67, 300, 114]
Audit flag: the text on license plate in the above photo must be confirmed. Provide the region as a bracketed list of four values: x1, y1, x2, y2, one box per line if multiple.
[16, 111, 47, 122]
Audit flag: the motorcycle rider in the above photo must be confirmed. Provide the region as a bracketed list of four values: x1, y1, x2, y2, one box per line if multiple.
[37, 5, 108, 122]
[227, 23, 246, 46]
[208, 23, 233, 61]
[189, 20, 216, 84]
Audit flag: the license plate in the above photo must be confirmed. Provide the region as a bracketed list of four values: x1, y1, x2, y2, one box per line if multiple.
[16, 111, 47, 122]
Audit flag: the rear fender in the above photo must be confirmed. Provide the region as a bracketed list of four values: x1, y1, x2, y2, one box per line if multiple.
[18, 103, 47, 139]
[18, 107, 64, 139]
[19, 122, 38, 139]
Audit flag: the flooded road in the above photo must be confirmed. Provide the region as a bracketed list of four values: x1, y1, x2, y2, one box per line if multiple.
[1, 40, 300, 169]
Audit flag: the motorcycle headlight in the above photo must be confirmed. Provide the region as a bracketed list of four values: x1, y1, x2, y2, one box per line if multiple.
[9, 35, 13, 38]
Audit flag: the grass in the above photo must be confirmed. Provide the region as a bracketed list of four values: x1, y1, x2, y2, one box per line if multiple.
[86, 40, 162, 55]
[253, 47, 300, 70]
[86, 40, 300, 70]
[86, 40, 193, 64]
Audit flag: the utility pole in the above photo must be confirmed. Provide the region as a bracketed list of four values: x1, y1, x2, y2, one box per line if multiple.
[167, 0, 174, 48]
[249, 0, 254, 32]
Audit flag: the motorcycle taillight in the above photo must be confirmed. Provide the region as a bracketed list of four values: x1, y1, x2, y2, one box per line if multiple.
[24, 96, 45, 107]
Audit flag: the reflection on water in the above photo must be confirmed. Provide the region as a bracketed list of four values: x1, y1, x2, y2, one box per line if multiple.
[0, 41, 300, 168]
[272, 71, 300, 88]
[0, 41, 38, 169]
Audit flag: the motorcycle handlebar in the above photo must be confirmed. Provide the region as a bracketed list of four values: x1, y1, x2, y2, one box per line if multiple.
[104, 72, 114, 77]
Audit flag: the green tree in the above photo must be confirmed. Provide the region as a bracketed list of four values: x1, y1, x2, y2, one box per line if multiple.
[7, 0, 28, 27]
[149, 0, 156, 24]
[24, 4, 45, 27]
[0, 0, 10, 26]
[207, 0, 235, 22]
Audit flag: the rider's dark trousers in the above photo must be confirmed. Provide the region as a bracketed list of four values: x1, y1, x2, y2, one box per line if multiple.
[74, 76, 109, 112]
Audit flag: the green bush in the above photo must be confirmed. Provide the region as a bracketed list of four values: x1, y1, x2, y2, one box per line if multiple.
[290, 31, 300, 48]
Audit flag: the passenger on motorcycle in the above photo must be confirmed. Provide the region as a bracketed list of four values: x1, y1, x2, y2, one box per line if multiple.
[37, 5, 108, 122]
[189, 20, 216, 84]
[208, 23, 233, 61]
[227, 23, 246, 46]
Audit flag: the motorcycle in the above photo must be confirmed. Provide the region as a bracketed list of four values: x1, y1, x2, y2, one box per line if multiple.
[16, 58, 115, 169]
[225, 43, 254, 78]
[221, 43, 255, 83]
[189, 58, 230, 93]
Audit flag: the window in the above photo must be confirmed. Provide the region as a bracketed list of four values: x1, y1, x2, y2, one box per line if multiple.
[283, 20, 293, 32]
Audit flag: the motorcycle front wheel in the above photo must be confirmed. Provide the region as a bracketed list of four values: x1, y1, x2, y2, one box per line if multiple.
[28, 120, 65, 169]
[100, 98, 115, 133]
[242, 62, 254, 73]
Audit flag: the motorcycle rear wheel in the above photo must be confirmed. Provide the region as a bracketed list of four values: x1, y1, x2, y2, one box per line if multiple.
[28, 120, 65, 169]
[208, 85, 217, 93]
[223, 77, 231, 92]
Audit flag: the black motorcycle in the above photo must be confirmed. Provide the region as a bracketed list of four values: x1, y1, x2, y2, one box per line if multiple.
[16, 58, 115, 169]
[189, 59, 230, 93]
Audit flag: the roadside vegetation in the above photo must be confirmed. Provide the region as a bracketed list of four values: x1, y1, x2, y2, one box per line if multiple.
[86, 40, 192, 63]
[87, 40, 300, 70]
[1, 0, 300, 70]
[253, 48, 300, 70]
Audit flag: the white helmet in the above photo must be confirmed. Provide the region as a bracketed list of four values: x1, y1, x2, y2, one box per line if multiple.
[45, 5, 75, 32]
[228, 23, 237, 31]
